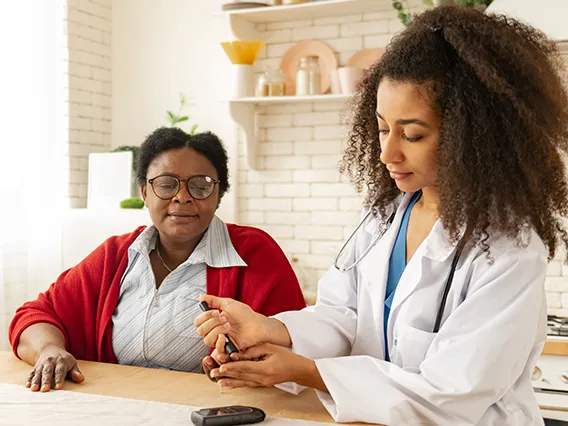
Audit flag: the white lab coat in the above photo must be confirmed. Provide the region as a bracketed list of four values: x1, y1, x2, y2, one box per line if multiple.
[274, 192, 548, 426]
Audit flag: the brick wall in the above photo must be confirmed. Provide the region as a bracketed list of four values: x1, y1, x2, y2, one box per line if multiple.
[237, 7, 568, 315]
[238, 6, 410, 296]
[65, 0, 112, 208]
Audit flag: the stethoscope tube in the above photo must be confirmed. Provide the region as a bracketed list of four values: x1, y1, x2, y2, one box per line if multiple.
[333, 210, 396, 273]
[334, 208, 468, 333]
[433, 236, 467, 333]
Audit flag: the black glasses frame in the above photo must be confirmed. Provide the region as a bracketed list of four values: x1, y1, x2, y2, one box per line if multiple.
[147, 175, 220, 200]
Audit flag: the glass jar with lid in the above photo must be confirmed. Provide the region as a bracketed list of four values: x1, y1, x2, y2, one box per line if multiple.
[255, 66, 271, 97]
[295, 55, 321, 96]
[268, 68, 287, 96]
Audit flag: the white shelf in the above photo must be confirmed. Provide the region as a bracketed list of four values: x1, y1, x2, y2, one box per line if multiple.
[229, 93, 351, 170]
[220, 1, 374, 170]
[230, 94, 353, 104]
[220, 0, 388, 23]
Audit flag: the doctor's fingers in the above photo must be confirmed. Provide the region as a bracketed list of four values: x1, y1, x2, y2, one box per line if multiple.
[238, 343, 274, 360]
[217, 360, 273, 381]
[218, 378, 262, 391]
[209, 362, 262, 382]
[214, 366, 273, 388]
[211, 343, 231, 365]
[199, 295, 237, 312]
[194, 309, 224, 329]
[197, 318, 231, 347]
[214, 333, 233, 360]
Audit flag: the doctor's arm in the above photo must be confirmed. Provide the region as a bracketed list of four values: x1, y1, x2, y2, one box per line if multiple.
[271, 264, 360, 360]
[197, 261, 360, 361]
[208, 265, 360, 391]
[215, 245, 547, 425]
[270, 210, 382, 361]
[309, 247, 547, 425]
[205, 265, 360, 392]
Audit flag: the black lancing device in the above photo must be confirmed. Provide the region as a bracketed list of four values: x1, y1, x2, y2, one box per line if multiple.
[199, 301, 239, 356]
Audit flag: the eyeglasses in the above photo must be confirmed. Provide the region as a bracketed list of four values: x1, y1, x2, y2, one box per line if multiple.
[147, 175, 220, 200]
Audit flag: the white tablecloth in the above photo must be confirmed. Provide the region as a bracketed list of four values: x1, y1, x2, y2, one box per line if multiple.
[0, 383, 329, 425]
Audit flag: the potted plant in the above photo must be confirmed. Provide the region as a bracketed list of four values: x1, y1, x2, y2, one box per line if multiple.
[167, 92, 198, 134]
[111, 145, 140, 199]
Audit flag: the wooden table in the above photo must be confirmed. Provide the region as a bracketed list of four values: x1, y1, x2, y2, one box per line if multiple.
[0, 352, 371, 425]
[543, 339, 568, 356]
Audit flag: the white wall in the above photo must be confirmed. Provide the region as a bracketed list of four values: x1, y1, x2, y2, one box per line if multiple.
[487, 0, 568, 41]
[111, 0, 237, 221]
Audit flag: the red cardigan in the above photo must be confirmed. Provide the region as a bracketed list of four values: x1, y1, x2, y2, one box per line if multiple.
[9, 224, 306, 363]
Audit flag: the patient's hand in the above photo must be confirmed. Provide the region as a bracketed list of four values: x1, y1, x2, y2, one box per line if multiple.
[25, 346, 84, 392]
[202, 347, 230, 382]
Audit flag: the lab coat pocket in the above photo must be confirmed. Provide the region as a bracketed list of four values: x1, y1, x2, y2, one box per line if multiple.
[394, 324, 436, 373]
[172, 288, 202, 338]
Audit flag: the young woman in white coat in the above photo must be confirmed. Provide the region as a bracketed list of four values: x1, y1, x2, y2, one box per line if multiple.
[194, 5, 568, 425]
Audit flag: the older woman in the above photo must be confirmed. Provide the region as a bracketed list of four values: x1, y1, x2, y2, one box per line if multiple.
[9, 127, 306, 392]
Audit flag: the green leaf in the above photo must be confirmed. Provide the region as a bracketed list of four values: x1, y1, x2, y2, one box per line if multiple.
[166, 93, 199, 130]
[393, 1, 403, 10]
[166, 111, 176, 126]
[190, 124, 198, 135]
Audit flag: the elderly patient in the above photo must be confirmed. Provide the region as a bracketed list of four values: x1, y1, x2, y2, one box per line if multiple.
[9, 127, 306, 392]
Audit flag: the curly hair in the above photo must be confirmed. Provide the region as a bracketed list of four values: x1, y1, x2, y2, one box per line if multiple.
[136, 127, 230, 201]
[341, 5, 568, 259]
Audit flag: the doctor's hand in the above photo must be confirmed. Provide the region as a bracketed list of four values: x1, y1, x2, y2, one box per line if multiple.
[195, 295, 292, 356]
[209, 343, 327, 393]
[25, 346, 84, 392]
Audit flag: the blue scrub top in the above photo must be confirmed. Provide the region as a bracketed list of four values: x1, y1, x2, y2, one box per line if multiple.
[384, 191, 422, 361]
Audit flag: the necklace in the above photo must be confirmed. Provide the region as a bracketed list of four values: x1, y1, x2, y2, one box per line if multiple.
[155, 242, 173, 273]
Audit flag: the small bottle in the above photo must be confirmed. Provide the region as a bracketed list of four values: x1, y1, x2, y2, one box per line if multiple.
[295, 55, 321, 96]
[269, 68, 287, 96]
[255, 67, 271, 97]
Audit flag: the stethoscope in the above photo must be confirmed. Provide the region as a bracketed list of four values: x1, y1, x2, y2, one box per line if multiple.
[334, 209, 468, 333]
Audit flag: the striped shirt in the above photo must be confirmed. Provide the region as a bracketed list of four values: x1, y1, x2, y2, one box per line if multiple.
[111, 216, 247, 372]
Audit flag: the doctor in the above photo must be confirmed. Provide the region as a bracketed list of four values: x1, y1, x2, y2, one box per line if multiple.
[195, 5, 568, 426]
